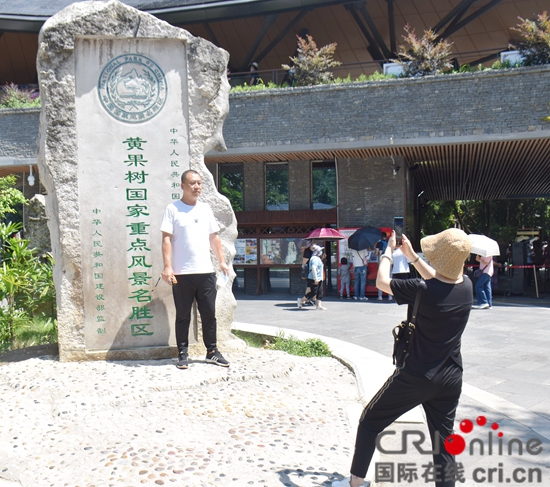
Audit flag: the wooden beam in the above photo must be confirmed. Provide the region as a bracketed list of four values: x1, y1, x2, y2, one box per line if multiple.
[202, 22, 239, 72]
[254, 9, 311, 64]
[239, 13, 278, 72]
[433, 0, 478, 33]
[440, 0, 505, 39]
[202, 22, 221, 48]
[438, 0, 474, 40]
[386, 0, 396, 55]
[345, 4, 384, 61]
[358, 3, 392, 59]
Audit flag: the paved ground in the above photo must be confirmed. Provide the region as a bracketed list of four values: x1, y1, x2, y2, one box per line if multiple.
[233, 292, 550, 486]
[0, 292, 549, 487]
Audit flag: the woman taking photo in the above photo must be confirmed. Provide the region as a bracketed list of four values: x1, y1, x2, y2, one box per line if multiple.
[333, 228, 473, 487]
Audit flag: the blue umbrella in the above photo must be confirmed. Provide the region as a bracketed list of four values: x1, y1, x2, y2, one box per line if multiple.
[347, 226, 383, 251]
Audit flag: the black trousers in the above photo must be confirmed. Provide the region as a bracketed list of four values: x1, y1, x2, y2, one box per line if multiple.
[351, 360, 462, 487]
[172, 273, 217, 352]
[305, 278, 323, 301]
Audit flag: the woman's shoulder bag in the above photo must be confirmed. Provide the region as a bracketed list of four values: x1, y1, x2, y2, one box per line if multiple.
[392, 281, 426, 367]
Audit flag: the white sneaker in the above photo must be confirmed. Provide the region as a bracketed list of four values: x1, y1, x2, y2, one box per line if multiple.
[331, 479, 351, 487]
[316, 305, 327, 311]
[353, 296, 358, 300]
[360, 297, 368, 301]
[297, 298, 302, 309]
[331, 477, 367, 487]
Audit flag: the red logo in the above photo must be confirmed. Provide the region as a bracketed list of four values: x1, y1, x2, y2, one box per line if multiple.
[444, 416, 502, 455]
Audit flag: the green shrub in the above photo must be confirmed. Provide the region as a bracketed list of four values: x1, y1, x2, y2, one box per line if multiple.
[0, 83, 40, 109]
[232, 329, 332, 357]
[282, 34, 341, 86]
[394, 25, 453, 77]
[511, 11, 550, 66]
[269, 331, 332, 357]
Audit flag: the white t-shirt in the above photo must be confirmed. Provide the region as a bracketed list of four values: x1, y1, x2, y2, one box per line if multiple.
[391, 248, 410, 275]
[160, 200, 220, 274]
[351, 249, 367, 267]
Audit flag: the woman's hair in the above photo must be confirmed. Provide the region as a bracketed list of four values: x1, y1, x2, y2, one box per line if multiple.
[341, 257, 348, 264]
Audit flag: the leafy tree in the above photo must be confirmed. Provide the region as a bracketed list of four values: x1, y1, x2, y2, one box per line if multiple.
[282, 35, 341, 86]
[0, 175, 27, 219]
[312, 166, 336, 208]
[220, 171, 243, 212]
[511, 11, 550, 66]
[0, 177, 56, 348]
[421, 199, 550, 249]
[394, 25, 453, 77]
[266, 165, 289, 209]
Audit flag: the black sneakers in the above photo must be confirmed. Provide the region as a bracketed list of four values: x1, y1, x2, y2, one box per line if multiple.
[176, 351, 189, 369]
[205, 349, 230, 367]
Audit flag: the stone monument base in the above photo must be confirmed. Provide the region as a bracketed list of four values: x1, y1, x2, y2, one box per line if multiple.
[59, 335, 246, 362]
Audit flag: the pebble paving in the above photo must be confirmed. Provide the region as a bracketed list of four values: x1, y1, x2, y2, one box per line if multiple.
[0, 348, 360, 487]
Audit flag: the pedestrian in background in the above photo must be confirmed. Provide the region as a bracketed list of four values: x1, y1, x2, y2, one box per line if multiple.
[351, 249, 368, 300]
[338, 257, 352, 299]
[473, 254, 493, 309]
[297, 245, 327, 310]
[388, 244, 411, 301]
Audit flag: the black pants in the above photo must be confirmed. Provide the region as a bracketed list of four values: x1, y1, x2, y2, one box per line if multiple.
[172, 273, 217, 352]
[351, 360, 462, 487]
[305, 278, 322, 301]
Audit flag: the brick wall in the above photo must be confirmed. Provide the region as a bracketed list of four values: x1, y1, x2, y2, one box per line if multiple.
[336, 156, 405, 228]
[243, 162, 264, 211]
[0, 108, 40, 158]
[289, 160, 310, 210]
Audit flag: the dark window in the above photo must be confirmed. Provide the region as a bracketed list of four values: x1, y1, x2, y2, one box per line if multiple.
[266, 163, 289, 211]
[312, 160, 337, 209]
[219, 164, 244, 212]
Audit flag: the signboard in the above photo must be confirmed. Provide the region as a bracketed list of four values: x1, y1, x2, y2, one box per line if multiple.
[260, 238, 303, 265]
[234, 238, 258, 265]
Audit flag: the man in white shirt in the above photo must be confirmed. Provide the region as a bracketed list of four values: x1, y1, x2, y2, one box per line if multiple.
[161, 170, 230, 369]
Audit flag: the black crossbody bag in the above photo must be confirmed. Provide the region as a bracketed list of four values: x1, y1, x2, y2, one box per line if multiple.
[392, 281, 426, 367]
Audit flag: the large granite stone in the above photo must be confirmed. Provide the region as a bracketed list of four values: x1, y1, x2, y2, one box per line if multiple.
[36, 0, 241, 361]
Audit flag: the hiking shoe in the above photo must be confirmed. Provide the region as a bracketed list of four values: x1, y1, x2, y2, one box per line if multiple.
[297, 298, 303, 309]
[176, 352, 189, 369]
[205, 349, 229, 367]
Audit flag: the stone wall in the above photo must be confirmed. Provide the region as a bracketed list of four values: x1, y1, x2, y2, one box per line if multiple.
[3, 66, 550, 161]
[0, 108, 39, 159]
[222, 65, 550, 150]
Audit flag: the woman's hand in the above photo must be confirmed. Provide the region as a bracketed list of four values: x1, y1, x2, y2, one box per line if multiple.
[388, 230, 397, 251]
[400, 234, 416, 261]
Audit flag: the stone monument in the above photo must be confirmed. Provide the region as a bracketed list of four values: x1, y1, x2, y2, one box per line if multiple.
[36, 0, 240, 361]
